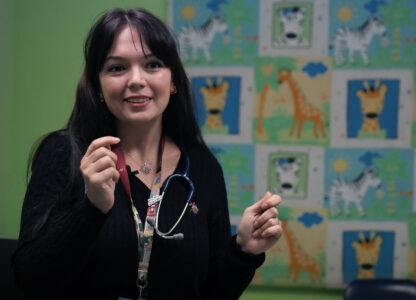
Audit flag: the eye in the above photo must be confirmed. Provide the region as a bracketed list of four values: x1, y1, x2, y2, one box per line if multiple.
[146, 60, 164, 69]
[107, 65, 125, 73]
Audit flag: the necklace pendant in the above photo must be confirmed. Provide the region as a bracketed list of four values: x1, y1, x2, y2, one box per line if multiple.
[140, 162, 153, 175]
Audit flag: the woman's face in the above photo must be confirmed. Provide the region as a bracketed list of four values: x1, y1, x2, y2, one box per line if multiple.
[99, 26, 175, 127]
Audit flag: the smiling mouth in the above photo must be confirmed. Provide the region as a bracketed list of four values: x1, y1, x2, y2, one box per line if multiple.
[125, 98, 151, 103]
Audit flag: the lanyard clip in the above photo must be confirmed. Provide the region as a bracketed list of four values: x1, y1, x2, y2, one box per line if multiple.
[137, 279, 148, 300]
[147, 193, 163, 206]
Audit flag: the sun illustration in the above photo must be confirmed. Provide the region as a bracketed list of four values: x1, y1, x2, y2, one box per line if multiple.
[182, 6, 195, 19]
[333, 158, 348, 173]
[338, 7, 352, 21]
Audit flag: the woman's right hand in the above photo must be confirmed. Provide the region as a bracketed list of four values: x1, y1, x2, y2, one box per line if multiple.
[80, 136, 120, 214]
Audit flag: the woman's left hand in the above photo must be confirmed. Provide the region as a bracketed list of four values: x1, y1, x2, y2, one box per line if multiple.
[236, 191, 283, 255]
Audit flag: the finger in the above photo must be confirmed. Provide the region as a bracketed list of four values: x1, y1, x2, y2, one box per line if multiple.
[84, 147, 118, 165]
[260, 223, 283, 239]
[253, 218, 277, 237]
[253, 206, 278, 229]
[81, 139, 119, 172]
[82, 157, 117, 183]
[87, 167, 120, 185]
[260, 194, 282, 210]
[250, 191, 273, 214]
[85, 136, 120, 156]
[97, 167, 120, 183]
[253, 219, 282, 238]
[88, 155, 117, 174]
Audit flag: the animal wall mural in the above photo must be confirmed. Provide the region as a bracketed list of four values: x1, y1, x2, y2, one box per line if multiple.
[169, 0, 416, 289]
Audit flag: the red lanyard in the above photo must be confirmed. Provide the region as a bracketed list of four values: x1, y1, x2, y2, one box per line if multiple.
[112, 136, 165, 298]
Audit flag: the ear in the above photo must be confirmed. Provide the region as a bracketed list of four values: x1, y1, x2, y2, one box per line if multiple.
[98, 91, 104, 102]
[170, 84, 177, 94]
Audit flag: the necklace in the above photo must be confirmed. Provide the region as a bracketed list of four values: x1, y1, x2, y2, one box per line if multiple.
[140, 161, 153, 175]
[124, 152, 154, 176]
[124, 136, 164, 176]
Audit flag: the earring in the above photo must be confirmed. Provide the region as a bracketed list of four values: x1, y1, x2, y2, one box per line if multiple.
[99, 93, 105, 102]
[170, 86, 177, 95]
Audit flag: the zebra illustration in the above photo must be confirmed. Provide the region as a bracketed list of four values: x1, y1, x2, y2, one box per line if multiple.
[331, 16, 386, 66]
[274, 157, 302, 197]
[326, 168, 382, 217]
[274, 6, 308, 48]
[178, 14, 228, 63]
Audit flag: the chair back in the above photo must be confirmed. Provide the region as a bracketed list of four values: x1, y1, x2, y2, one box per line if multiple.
[344, 279, 416, 300]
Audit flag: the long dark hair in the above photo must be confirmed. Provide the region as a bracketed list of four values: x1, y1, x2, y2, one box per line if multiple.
[29, 8, 205, 188]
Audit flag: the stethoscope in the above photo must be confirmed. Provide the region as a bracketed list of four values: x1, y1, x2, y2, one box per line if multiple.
[112, 142, 196, 241]
[148, 154, 195, 240]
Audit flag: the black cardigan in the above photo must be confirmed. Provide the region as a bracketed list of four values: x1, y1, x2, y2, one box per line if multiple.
[12, 132, 264, 299]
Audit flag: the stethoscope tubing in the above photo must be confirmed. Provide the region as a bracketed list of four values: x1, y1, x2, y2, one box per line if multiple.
[154, 155, 194, 237]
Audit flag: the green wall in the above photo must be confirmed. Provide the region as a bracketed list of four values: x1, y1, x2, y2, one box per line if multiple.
[5, 0, 167, 239]
[3, 0, 343, 298]
[1, 0, 13, 238]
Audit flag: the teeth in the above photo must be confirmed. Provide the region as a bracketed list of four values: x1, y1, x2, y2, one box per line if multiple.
[126, 98, 150, 103]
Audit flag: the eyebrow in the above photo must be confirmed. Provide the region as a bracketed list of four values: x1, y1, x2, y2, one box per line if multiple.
[104, 56, 123, 62]
[104, 53, 156, 62]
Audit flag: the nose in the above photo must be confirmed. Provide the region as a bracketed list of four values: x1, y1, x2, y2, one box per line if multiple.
[128, 66, 146, 90]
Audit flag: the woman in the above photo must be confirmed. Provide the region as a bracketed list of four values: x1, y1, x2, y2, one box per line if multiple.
[12, 8, 282, 300]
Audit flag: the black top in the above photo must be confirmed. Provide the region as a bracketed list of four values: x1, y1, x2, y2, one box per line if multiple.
[12, 132, 265, 300]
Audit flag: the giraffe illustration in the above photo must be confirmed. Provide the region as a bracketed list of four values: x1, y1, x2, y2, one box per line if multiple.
[413, 249, 416, 281]
[255, 64, 274, 141]
[281, 220, 320, 283]
[351, 231, 383, 279]
[252, 270, 264, 285]
[277, 69, 326, 138]
[356, 80, 387, 136]
[199, 77, 229, 133]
